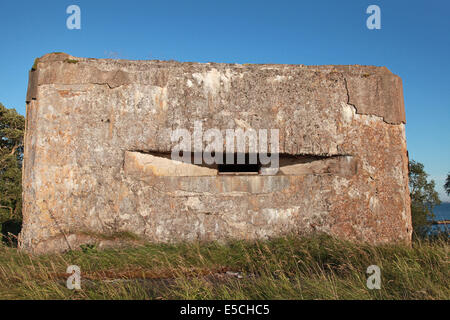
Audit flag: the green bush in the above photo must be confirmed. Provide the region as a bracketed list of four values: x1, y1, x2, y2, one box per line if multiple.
[0, 103, 24, 240]
[408, 160, 441, 238]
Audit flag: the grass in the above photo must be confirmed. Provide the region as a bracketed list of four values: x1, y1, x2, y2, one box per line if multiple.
[75, 230, 142, 241]
[64, 59, 79, 64]
[0, 234, 448, 300]
[31, 58, 39, 71]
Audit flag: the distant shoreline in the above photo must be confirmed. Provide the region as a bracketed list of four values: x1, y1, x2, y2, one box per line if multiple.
[432, 202, 450, 221]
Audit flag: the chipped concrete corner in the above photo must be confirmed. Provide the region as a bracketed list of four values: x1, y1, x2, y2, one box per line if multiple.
[19, 52, 412, 254]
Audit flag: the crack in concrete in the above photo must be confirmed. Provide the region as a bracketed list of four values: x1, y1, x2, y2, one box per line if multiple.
[342, 74, 400, 126]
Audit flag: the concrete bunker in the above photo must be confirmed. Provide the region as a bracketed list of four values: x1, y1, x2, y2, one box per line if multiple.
[19, 53, 412, 254]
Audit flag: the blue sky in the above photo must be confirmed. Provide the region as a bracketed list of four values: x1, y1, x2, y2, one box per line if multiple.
[0, 0, 449, 200]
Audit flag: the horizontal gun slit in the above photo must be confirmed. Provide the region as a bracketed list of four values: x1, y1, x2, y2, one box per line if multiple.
[124, 151, 356, 177]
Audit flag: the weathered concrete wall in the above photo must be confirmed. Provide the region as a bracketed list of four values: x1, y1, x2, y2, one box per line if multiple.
[19, 52, 411, 253]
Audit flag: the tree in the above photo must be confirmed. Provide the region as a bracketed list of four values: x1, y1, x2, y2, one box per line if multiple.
[408, 160, 441, 238]
[445, 173, 450, 196]
[0, 103, 24, 226]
